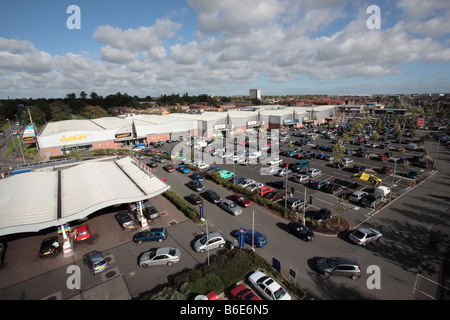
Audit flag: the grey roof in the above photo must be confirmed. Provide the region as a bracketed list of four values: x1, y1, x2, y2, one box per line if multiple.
[0, 156, 170, 236]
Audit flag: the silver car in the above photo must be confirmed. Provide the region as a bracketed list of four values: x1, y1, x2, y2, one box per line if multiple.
[139, 247, 180, 267]
[194, 232, 226, 253]
[306, 168, 322, 177]
[219, 199, 243, 216]
[349, 228, 382, 246]
[292, 174, 309, 183]
[349, 190, 368, 203]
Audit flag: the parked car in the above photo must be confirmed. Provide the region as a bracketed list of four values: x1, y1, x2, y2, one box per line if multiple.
[292, 174, 309, 183]
[377, 154, 388, 161]
[306, 168, 322, 177]
[349, 228, 382, 246]
[316, 257, 361, 279]
[312, 208, 332, 221]
[360, 193, 383, 208]
[267, 180, 287, 189]
[152, 156, 166, 163]
[380, 166, 393, 174]
[286, 221, 315, 241]
[163, 164, 175, 172]
[190, 172, 205, 181]
[286, 197, 306, 211]
[264, 190, 286, 202]
[133, 228, 168, 244]
[407, 170, 419, 179]
[177, 165, 190, 173]
[74, 225, 91, 241]
[248, 270, 292, 300]
[230, 193, 252, 207]
[147, 161, 158, 168]
[352, 164, 366, 173]
[229, 284, 260, 301]
[275, 167, 292, 177]
[142, 205, 160, 220]
[39, 237, 60, 258]
[341, 158, 353, 165]
[255, 186, 274, 196]
[234, 229, 268, 248]
[194, 232, 226, 253]
[187, 180, 205, 192]
[83, 250, 109, 275]
[219, 199, 243, 216]
[186, 193, 203, 205]
[217, 170, 234, 179]
[115, 211, 134, 228]
[238, 179, 255, 188]
[349, 191, 369, 203]
[139, 247, 180, 267]
[322, 182, 342, 194]
[311, 180, 328, 190]
[246, 182, 264, 192]
[203, 190, 222, 204]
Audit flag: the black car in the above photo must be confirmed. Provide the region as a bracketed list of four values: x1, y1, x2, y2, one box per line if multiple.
[147, 161, 158, 168]
[115, 211, 134, 228]
[186, 193, 203, 205]
[360, 194, 383, 208]
[312, 208, 332, 221]
[286, 221, 315, 241]
[322, 182, 342, 194]
[203, 189, 222, 204]
[39, 237, 60, 258]
[187, 180, 205, 192]
[143, 205, 160, 220]
[352, 164, 366, 173]
[267, 180, 287, 189]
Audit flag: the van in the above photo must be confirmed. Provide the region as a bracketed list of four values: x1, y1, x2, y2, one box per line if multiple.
[374, 186, 390, 198]
[194, 232, 226, 253]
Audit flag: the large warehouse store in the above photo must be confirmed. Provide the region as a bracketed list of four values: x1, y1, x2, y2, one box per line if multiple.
[37, 105, 337, 159]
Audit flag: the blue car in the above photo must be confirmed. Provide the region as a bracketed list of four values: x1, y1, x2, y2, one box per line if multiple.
[133, 228, 168, 244]
[190, 172, 205, 181]
[311, 180, 328, 190]
[238, 230, 268, 248]
[177, 165, 190, 173]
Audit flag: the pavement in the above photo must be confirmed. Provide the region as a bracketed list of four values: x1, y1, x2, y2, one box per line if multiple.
[0, 193, 189, 299]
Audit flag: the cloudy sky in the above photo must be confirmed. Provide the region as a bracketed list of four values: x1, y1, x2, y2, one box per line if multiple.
[1, 0, 450, 99]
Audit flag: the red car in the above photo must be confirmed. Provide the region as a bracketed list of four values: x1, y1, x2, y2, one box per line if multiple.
[264, 190, 286, 202]
[230, 194, 252, 207]
[377, 154, 388, 161]
[380, 166, 393, 174]
[163, 164, 175, 172]
[255, 186, 274, 196]
[75, 225, 91, 241]
[230, 284, 260, 301]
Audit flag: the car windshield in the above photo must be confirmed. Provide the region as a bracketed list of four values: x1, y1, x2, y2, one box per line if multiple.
[273, 287, 287, 299]
[169, 248, 176, 256]
[352, 230, 365, 239]
[327, 257, 338, 268]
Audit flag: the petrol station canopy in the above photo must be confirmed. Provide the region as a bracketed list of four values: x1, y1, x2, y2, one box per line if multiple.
[0, 156, 170, 236]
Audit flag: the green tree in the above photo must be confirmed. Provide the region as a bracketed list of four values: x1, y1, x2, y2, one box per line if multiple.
[82, 105, 108, 119]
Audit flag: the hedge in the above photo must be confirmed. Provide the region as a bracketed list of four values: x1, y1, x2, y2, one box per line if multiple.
[163, 190, 200, 222]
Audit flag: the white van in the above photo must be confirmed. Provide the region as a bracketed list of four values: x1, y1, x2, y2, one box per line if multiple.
[374, 186, 391, 198]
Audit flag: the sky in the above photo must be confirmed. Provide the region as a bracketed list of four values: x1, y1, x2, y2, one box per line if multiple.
[1, 0, 450, 99]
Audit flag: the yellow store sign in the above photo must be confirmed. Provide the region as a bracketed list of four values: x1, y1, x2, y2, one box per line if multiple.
[60, 134, 90, 142]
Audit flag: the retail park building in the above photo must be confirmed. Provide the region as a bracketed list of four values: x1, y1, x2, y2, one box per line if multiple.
[37, 105, 338, 159]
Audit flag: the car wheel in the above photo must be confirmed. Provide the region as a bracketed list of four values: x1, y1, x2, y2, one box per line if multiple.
[219, 243, 225, 248]
[351, 274, 360, 280]
[138, 240, 143, 244]
[141, 263, 148, 268]
[167, 261, 173, 266]
[199, 249, 205, 253]
[324, 272, 331, 277]
[158, 238, 163, 243]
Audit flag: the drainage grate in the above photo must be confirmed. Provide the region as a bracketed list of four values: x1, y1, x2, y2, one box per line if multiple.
[169, 220, 177, 226]
[105, 270, 117, 279]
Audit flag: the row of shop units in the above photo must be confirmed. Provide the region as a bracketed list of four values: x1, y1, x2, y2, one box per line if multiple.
[35, 106, 337, 159]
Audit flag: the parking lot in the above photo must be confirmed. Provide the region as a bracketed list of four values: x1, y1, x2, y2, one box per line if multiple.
[0, 126, 447, 300]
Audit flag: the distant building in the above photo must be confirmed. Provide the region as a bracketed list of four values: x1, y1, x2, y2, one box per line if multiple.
[249, 89, 261, 100]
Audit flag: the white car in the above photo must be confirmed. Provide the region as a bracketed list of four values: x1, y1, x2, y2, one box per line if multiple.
[292, 174, 309, 183]
[342, 158, 353, 165]
[248, 270, 292, 300]
[348, 228, 382, 246]
[246, 182, 264, 192]
[349, 190, 369, 203]
[306, 168, 322, 177]
[260, 166, 280, 175]
[275, 167, 292, 177]
[267, 158, 282, 166]
[238, 179, 255, 188]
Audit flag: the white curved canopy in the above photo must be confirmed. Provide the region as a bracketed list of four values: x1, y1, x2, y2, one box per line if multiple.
[0, 156, 170, 236]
